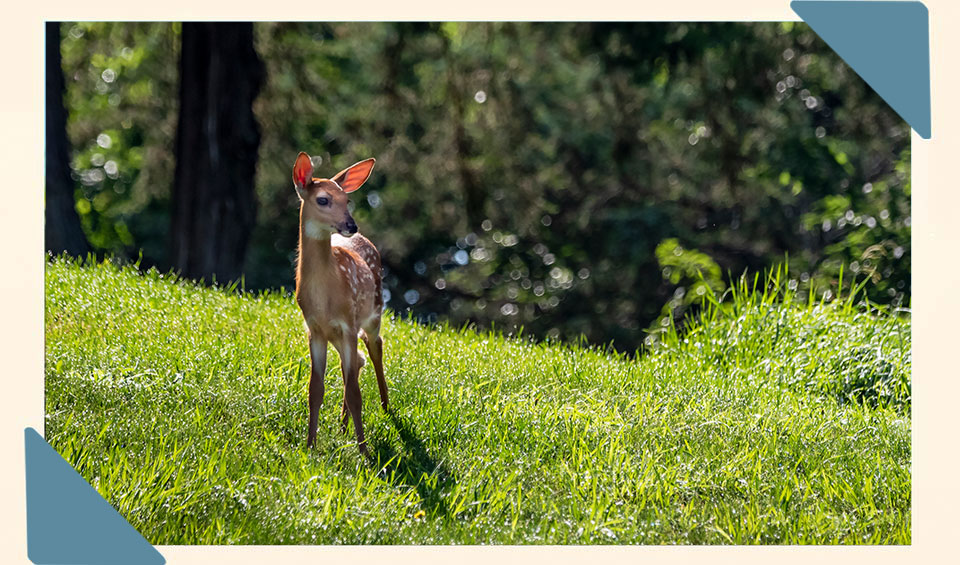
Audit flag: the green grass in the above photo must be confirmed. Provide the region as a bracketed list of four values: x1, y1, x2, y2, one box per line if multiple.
[45, 258, 911, 544]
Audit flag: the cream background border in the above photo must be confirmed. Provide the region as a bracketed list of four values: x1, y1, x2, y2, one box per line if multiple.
[1, 1, 955, 563]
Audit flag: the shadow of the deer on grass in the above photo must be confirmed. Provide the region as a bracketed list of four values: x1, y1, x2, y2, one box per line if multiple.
[368, 410, 456, 518]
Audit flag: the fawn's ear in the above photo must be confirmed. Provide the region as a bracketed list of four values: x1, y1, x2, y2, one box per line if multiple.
[292, 152, 314, 191]
[331, 158, 376, 193]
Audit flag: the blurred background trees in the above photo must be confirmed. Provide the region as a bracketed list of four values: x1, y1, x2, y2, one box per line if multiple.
[50, 22, 911, 352]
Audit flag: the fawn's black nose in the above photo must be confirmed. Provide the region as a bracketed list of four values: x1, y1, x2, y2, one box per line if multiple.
[339, 218, 358, 236]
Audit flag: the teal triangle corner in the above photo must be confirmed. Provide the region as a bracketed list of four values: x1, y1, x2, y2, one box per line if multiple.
[791, 0, 931, 139]
[24, 428, 165, 565]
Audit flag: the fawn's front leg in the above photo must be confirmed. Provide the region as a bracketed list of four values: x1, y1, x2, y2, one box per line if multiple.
[306, 336, 327, 448]
[336, 337, 367, 454]
[361, 326, 388, 411]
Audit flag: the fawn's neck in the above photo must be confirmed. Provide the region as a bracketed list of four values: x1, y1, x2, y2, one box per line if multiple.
[297, 207, 335, 290]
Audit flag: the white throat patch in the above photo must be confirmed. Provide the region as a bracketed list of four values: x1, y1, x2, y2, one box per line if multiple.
[304, 219, 331, 240]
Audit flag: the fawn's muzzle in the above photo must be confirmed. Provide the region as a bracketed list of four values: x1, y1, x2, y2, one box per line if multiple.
[339, 218, 358, 237]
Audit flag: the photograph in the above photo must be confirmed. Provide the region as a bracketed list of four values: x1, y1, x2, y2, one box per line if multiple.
[44, 21, 911, 545]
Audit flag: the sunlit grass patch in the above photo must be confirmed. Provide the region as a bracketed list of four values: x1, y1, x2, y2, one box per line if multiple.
[45, 257, 910, 544]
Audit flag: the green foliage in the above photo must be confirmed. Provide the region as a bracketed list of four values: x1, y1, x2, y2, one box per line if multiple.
[57, 22, 911, 351]
[800, 147, 911, 305]
[653, 238, 725, 331]
[46, 258, 910, 544]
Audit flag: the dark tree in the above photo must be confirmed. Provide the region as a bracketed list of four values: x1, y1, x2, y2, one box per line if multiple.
[45, 22, 90, 257]
[170, 22, 265, 283]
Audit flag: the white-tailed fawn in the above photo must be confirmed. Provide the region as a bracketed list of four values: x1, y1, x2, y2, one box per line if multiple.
[292, 152, 388, 454]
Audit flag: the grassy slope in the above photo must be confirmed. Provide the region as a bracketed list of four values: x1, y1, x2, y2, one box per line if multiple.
[44, 259, 911, 544]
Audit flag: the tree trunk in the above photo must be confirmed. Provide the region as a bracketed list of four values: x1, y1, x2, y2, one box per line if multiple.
[45, 22, 90, 258]
[170, 22, 264, 284]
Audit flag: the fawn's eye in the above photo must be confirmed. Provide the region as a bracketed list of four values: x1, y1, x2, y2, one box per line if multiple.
[316, 196, 329, 206]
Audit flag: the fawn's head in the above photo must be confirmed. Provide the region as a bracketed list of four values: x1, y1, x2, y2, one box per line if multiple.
[292, 152, 376, 238]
